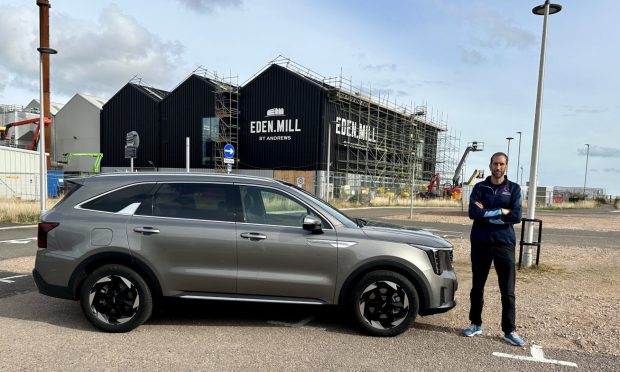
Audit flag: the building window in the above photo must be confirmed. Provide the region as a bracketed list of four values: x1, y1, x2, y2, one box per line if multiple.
[202, 117, 219, 167]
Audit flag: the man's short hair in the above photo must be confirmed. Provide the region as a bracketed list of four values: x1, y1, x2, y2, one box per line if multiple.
[490, 152, 509, 164]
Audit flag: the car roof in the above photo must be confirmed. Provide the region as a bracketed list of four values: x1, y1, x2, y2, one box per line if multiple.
[73, 172, 283, 186]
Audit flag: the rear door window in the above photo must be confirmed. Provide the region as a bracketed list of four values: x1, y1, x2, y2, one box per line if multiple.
[80, 183, 155, 213]
[139, 183, 237, 222]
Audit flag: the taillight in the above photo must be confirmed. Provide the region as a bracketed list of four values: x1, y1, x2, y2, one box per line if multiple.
[37, 222, 59, 248]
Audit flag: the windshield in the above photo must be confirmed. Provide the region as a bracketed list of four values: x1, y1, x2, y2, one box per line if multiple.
[279, 181, 358, 227]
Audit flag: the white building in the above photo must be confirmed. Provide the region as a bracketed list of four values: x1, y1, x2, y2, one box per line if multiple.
[53, 94, 107, 173]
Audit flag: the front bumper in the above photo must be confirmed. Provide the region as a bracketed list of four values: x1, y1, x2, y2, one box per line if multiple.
[419, 269, 457, 316]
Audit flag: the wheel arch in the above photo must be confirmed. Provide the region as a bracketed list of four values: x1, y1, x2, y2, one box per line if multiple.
[68, 251, 163, 300]
[337, 261, 431, 312]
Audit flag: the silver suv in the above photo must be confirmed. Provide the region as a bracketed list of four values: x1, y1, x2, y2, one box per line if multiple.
[34, 173, 457, 336]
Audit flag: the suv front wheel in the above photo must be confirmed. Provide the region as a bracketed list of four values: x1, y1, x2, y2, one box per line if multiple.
[350, 270, 419, 337]
[79, 264, 153, 332]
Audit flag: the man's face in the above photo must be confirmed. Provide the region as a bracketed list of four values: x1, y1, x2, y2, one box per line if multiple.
[489, 155, 507, 179]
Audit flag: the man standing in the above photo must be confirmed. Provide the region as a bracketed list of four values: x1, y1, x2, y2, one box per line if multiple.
[462, 152, 524, 346]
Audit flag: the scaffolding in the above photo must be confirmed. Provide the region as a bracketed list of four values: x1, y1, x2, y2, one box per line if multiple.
[436, 128, 461, 188]
[268, 56, 457, 194]
[193, 68, 240, 172]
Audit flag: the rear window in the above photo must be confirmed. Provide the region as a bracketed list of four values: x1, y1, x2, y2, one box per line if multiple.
[52, 180, 83, 208]
[80, 183, 155, 213]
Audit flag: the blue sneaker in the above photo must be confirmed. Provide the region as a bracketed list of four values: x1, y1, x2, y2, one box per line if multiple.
[503, 331, 525, 346]
[462, 324, 482, 337]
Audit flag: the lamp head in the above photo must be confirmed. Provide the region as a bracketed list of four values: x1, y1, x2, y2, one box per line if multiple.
[532, 2, 562, 15]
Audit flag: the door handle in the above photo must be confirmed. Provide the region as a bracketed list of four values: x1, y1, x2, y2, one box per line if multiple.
[240, 232, 267, 240]
[133, 227, 160, 234]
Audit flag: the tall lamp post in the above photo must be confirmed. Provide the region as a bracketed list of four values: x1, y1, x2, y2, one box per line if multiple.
[506, 137, 514, 158]
[524, 0, 562, 268]
[409, 139, 424, 219]
[583, 143, 590, 197]
[37, 47, 57, 213]
[516, 131, 522, 184]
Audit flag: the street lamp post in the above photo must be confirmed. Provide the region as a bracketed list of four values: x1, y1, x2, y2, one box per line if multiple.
[524, 0, 562, 268]
[583, 143, 590, 197]
[506, 137, 514, 159]
[516, 131, 522, 184]
[409, 139, 424, 219]
[506, 136, 514, 177]
[37, 46, 57, 213]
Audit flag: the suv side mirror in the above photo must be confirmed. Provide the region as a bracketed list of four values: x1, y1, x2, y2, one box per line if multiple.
[302, 215, 323, 234]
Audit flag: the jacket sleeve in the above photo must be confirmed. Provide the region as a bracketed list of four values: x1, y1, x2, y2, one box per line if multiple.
[468, 184, 483, 220]
[501, 184, 523, 224]
[468, 184, 498, 221]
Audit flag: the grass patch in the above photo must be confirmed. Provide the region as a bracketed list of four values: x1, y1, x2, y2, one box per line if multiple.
[330, 197, 461, 209]
[538, 200, 599, 210]
[0, 197, 60, 224]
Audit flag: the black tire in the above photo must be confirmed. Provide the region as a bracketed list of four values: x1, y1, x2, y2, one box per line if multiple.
[350, 270, 419, 337]
[79, 264, 153, 333]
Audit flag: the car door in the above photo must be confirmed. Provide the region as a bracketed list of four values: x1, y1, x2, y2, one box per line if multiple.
[236, 184, 338, 303]
[127, 182, 239, 295]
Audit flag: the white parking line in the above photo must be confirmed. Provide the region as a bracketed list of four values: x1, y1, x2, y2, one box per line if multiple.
[0, 275, 28, 283]
[0, 225, 37, 230]
[493, 344, 577, 368]
[0, 237, 37, 244]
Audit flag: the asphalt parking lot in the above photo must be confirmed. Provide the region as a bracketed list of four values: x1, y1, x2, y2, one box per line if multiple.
[1, 212, 619, 371]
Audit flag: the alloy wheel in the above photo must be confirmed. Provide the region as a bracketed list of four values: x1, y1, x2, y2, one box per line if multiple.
[358, 280, 410, 330]
[88, 275, 140, 325]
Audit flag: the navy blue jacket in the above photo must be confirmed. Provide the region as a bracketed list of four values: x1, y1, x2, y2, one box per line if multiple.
[469, 176, 522, 246]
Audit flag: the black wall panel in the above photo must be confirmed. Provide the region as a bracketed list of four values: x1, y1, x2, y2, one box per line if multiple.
[239, 65, 325, 170]
[160, 75, 216, 168]
[100, 84, 166, 168]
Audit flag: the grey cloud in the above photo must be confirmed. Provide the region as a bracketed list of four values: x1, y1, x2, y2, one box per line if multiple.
[177, 0, 243, 13]
[485, 16, 535, 50]
[0, 4, 187, 100]
[462, 7, 535, 51]
[577, 146, 620, 158]
[562, 105, 607, 115]
[362, 63, 398, 72]
[0, 6, 39, 77]
[459, 48, 486, 64]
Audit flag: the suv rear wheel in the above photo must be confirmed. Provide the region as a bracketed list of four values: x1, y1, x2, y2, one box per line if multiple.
[79, 264, 153, 332]
[350, 270, 419, 337]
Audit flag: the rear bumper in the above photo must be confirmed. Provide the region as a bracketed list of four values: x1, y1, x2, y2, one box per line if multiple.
[32, 269, 75, 300]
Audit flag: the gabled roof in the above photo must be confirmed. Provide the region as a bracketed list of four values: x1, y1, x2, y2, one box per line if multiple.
[25, 99, 65, 115]
[130, 83, 169, 101]
[78, 94, 108, 109]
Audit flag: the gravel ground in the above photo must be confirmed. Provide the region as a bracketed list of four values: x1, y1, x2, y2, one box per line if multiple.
[2, 211, 618, 357]
[403, 211, 620, 357]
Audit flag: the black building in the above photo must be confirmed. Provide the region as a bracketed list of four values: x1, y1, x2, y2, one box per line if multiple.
[100, 83, 168, 169]
[99, 59, 445, 198]
[160, 74, 218, 169]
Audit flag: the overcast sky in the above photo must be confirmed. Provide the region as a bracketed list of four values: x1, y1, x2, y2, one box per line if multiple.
[1, 0, 619, 196]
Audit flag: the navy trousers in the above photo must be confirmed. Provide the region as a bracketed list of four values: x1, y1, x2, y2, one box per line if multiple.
[469, 242, 516, 334]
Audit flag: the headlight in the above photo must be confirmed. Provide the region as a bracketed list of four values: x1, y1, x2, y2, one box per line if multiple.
[410, 244, 454, 275]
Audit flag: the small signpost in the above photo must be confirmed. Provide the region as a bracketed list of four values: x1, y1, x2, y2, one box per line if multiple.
[125, 131, 139, 172]
[223, 144, 235, 174]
